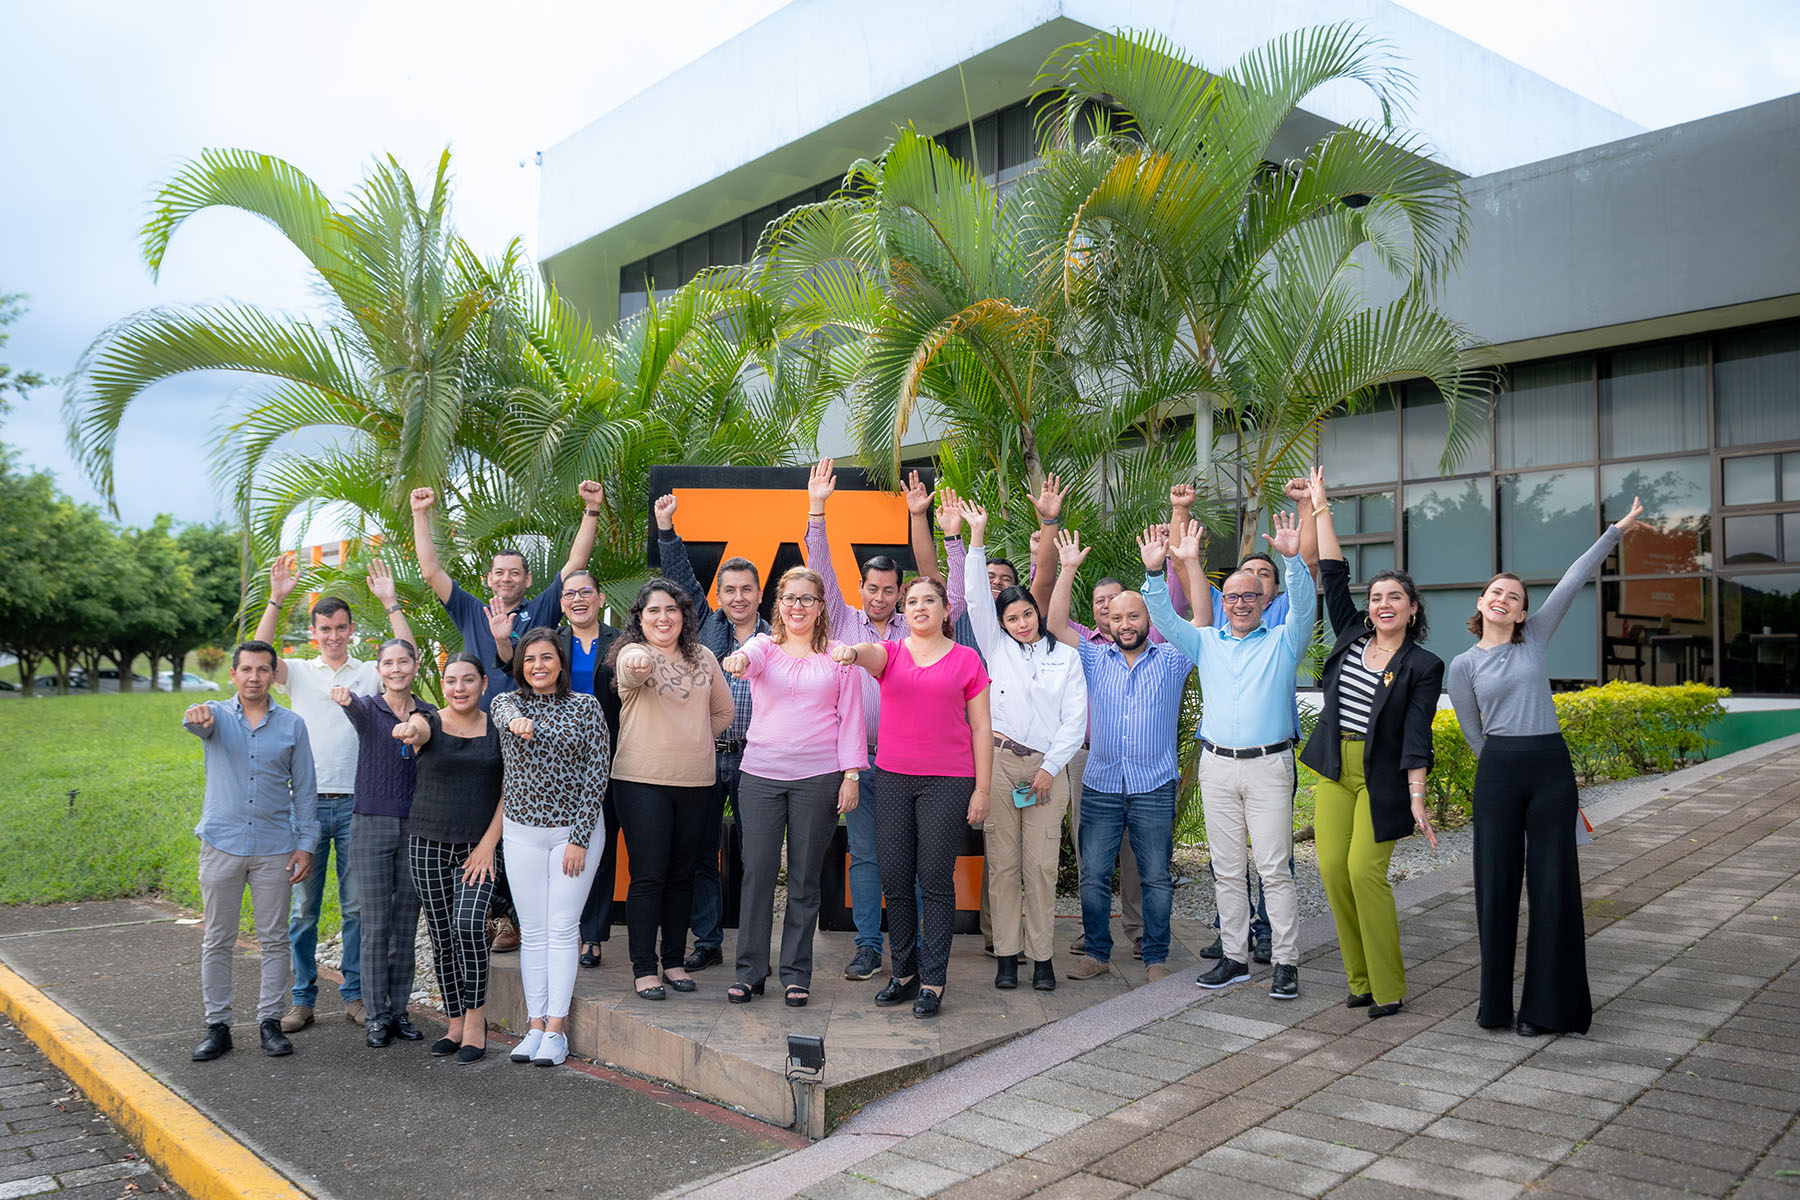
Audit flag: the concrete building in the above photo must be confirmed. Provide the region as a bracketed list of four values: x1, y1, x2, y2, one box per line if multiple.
[537, 0, 1800, 695]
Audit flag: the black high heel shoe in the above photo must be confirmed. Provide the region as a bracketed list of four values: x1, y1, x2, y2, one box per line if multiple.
[785, 986, 809, 1008]
[874, 976, 921, 1007]
[726, 980, 764, 1004]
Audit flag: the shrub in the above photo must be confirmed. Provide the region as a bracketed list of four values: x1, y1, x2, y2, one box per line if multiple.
[194, 645, 226, 674]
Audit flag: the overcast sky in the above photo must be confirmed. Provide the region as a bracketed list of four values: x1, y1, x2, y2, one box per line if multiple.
[3, 0, 1798, 531]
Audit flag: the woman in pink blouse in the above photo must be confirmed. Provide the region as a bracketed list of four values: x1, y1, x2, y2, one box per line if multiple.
[834, 576, 992, 1018]
[720, 566, 866, 1006]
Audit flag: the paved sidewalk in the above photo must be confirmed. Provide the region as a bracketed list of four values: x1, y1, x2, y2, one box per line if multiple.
[0, 1016, 175, 1199]
[707, 739, 1800, 1199]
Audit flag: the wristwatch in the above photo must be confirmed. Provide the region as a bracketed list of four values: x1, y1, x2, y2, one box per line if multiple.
[385, 602, 404, 614]
[843, 770, 861, 782]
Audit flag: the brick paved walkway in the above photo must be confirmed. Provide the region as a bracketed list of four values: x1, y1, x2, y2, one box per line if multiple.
[0, 1017, 175, 1199]
[790, 745, 1800, 1200]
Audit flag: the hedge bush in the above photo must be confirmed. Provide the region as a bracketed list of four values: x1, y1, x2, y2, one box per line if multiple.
[1427, 681, 1728, 824]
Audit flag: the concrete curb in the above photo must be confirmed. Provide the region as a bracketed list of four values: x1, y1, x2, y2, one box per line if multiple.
[0, 961, 311, 1200]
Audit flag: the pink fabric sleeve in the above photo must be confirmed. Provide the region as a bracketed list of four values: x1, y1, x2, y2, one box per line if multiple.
[740, 633, 771, 678]
[836, 661, 868, 770]
[961, 646, 991, 700]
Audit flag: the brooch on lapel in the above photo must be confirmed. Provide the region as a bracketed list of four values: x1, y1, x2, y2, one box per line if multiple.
[1383, 671, 1394, 687]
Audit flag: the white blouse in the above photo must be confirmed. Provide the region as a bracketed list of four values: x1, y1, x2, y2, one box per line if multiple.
[963, 545, 1088, 776]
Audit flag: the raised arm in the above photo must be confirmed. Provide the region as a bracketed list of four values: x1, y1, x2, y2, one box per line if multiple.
[409, 487, 454, 604]
[556, 480, 605, 581]
[960, 503, 1002, 654]
[1027, 473, 1066, 616]
[615, 644, 656, 690]
[1141, 572, 1206, 663]
[937, 486, 967, 625]
[1045, 529, 1088, 648]
[1306, 467, 1356, 636]
[1166, 520, 1213, 631]
[1285, 476, 1320, 570]
[182, 700, 218, 739]
[257, 553, 298, 685]
[486, 598, 518, 668]
[366, 557, 414, 647]
[803, 457, 853, 629]
[653, 493, 714, 620]
[905, 469, 941, 586]
[1266, 514, 1317, 662]
[1526, 498, 1637, 644]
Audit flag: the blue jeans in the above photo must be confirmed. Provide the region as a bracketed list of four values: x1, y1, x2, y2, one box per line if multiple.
[290, 792, 360, 1006]
[846, 761, 884, 951]
[688, 752, 742, 951]
[1078, 781, 1176, 966]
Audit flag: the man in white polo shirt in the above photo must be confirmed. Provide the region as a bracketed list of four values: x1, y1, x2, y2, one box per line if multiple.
[255, 552, 414, 1034]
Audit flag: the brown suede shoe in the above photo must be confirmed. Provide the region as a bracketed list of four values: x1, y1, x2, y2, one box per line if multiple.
[1145, 964, 1173, 982]
[489, 916, 521, 953]
[343, 999, 366, 1025]
[279, 1004, 313, 1033]
[1066, 956, 1111, 980]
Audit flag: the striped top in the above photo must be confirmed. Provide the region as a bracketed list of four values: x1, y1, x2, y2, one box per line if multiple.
[1075, 637, 1193, 793]
[1338, 636, 1382, 736]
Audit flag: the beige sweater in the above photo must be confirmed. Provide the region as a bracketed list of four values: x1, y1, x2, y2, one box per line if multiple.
[611, 643, 734, 786]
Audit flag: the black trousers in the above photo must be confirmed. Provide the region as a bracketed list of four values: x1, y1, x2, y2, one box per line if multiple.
[875, 772, 973, 989]
[350, 813, 419, 1025]
[612, 780, 710, 977]
[578, 789, 622, 944]
[1472, 732, 1592, 1034]
[408, 837, 495, 1017]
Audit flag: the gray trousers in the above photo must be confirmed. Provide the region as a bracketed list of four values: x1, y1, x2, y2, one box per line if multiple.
[734, 770, 842, 989]
[350, 813, 419, 1024]
[198, 841, 292, 1026]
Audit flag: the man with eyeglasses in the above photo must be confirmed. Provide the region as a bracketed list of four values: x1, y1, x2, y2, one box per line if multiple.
[653, 492, 771, 973]
[1150, 514, 1317, 1000]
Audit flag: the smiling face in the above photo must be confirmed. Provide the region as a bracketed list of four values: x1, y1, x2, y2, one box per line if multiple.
[861, 565, 902, 624]
[1091, 581, 1123, 633]
[1237, 556, 1279, 601]
[376, 643, 419, 693]
[561, 573, 603, 629]
[1001, 595, 1040, 646]
[441, 660, 485, 713]
[640, 588, 684, 650]
[486, 551, 531, 608]
[310, 606, 353, 663]
[1110, 592, 1150, 651]
[520, 639, 564, 694]
[1366, 577, 1417, 639]
[987, 561, 1018, 598]
[717, 567, 761, 625]
[1478, 574, 1528, 635]
[1220, 569, 1269, 636]
[777, 576, 823, 640]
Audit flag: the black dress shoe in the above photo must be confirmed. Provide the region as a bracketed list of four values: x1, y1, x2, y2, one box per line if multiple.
[874, 976, 921, 1007]
[995, 957, 1018, 989]
[668, 975, 697, 993]
[1368, 1000, 1403, 1020]
[1346, 992, 1374, 1009]
[192, 1023, 232, 1062]
[684, 944, 724, 971]
[259, 1018, 294, 1057]
[1199, 936, 1223, 960]
[456, 1045, 486, 1063]
[913, 989, 942, 1018]
[392, 1015, 424, 1041]
[1032, 960, 1056, 992]
[430, 1037, 459, 1056]
[1516, 1019, 1551, 1037]
[1252, 933, 1272, 965]
[366, 1020, 394, 1048]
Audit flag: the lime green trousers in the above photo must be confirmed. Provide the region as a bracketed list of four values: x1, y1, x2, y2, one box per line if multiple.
[1314, 739, 1405, 1005]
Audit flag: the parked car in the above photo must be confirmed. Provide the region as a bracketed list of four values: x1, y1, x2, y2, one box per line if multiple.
[156, 670, 222, 692]
[95, 668, 152, 692]
[32, 673, 90, 691]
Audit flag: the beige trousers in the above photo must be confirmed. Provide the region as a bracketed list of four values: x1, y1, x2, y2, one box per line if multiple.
[985, 745, 1072, 961]
[1200, 750, 1299, 966]
[1066, 746, 1143, 941]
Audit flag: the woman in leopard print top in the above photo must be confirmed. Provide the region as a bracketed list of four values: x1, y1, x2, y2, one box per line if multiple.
[606, 578, 734, 999]
[490, 628, 610, 1067]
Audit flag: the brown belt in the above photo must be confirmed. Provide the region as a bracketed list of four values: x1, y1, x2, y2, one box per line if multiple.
[993, 733, 1039, 758]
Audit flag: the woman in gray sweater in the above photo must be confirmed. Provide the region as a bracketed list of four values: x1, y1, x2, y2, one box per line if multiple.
[1447, 497, 1642, 1038]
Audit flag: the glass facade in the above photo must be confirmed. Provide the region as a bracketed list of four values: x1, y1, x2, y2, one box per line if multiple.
[1295, 319, 1800, 693]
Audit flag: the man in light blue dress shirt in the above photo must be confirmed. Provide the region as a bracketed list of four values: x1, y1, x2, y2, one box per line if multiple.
[1147, 515, 1316, 1001]
[182, 641, 319, 1062]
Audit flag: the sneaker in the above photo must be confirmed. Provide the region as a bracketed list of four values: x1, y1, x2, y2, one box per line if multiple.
[532, 1031, 569, 1067]
[279, 1004, 313, 1033]
[1269, 964, 1299, 1000]
[844, 947, 882, 981]
[510, 1028, 546, 1063]
[1199, 936, 1223, 960]
[1196, 958, 1250, 989]
[343, 999, 366, 1025]
[1252, 933, 1272, 965]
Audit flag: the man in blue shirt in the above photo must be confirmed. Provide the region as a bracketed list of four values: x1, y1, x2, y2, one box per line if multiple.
[1149, 514, 1316, 1000]
[1047, 530, 1190, 984]
[183, 641, 319, 1062]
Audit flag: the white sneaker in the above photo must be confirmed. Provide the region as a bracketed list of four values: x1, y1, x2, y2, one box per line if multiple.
[532, 1031, 568, 1067]
[510, 1027, 545, 1063]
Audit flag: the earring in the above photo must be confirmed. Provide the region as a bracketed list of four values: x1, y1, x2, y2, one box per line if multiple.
[1363, 614, 1375, 632]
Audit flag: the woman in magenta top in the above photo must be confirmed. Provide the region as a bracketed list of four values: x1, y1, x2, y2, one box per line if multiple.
[720, 566, 867, 1007]
[835, 576, 992, 1017]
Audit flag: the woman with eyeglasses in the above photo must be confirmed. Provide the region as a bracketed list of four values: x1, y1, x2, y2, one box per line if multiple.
[719, 567, 865, 1006]
[608, 579, 735, 1000]
[1448, 495, 1643, 1039]
[949, 497, 1085, 992]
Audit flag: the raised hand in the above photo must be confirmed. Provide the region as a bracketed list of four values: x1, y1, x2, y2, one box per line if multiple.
[962, 499, 988, 543]
[1306, 464, 1328, 512]
[392, 719, 425, 746]
[1264, 510, 1301, 559]
[903, 470, 932, 515]
[508, 716, 535, 741]
[268, 552, 299, 604]
[328, 685, 353, 708]
[409, 486, 436, 512]
[183, 703, 214, 729]
[1614, 494, 1644, 533]
[830, 643, 860, 665]
[653, 493, 678, 531]
[618, 645, 654, 682]
[485, 597, 513, 645]
[1284, 477, 1312, 503]
[1030, 472, 1066, 525]
[1169, 481, 1196, 510]
[720, 651, 749, 677]
[577, 479, 604, 509]
[807, 457, 837, 509]
[1029, 528, 1042, 559]
[1137, 524, 1169, 572]
[1055, 529, 1089, 570]
[1168, 519, 1204, 564]
[935, 486, 963, 535]
[366, 557, 398, 603]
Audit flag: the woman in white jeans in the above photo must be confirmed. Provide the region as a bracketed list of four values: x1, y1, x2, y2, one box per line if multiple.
[490, 627, 610, 1067]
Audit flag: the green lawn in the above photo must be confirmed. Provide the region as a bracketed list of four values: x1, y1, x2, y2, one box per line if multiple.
[0, 689, 346, 935]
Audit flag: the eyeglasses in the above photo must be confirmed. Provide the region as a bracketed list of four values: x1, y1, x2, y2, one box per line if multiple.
[778, 594, 821, 608]
[562, 587, 597, 600]
[1221, 592, 1261, 606]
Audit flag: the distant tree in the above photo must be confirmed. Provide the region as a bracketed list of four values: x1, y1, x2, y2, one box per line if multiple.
[0, 294, 50, 416]
[0, 451, 64, 693]
[57, 501, 122, 693]
[160, 523, 240, 688]
[109, 516, 193, 690]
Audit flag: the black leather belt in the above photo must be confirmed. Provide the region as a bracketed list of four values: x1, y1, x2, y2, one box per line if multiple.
[318, 792, 353, 800]
[714, 739, 745, 755]
[1200, 739, 1293, 760]
[1341, 732, 1366, 742]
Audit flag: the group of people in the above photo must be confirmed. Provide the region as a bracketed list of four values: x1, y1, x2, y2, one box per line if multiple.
[183, 459, 1643, 1064]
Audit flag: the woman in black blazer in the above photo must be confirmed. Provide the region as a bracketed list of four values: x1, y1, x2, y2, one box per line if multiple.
[1298, 468, 1443, 1018]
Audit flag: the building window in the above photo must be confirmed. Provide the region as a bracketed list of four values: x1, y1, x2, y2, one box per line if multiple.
[1604, 578, 1713, 685]
[1497, 468, 1597, 579]
[1717, 322, 1800, 448]
[1720, 572, 1800, 694]
[1602, 456, 1710, 573]
[1494, 356, 1593, 469]
[1404, 477, 1492, 585]
[1599, 339, 1708, 458]
[1320, 396, 1397, 487]
[1401, 380, 1488, 479]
